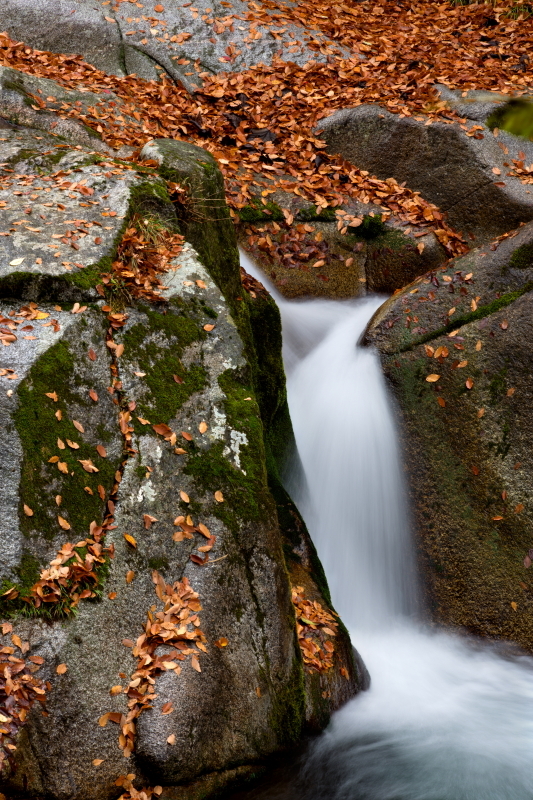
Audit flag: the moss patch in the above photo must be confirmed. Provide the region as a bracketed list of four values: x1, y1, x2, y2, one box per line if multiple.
[238, 197, 285, 223]
[297, 205, 336, 223]
[487, 99, 533, 140]
[508, 242, 533, 271]
[123, 307, 207, 424]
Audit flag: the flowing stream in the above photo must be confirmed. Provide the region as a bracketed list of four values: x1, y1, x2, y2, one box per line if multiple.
[239, 252, 533, 800]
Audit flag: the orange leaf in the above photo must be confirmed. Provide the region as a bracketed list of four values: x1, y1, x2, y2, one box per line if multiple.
[58, 516, 71, 530]
[56, 663, 68, 675]
[214, 490, 224, 502]
[425, 374, 440, 382]
[23, 504, 34, 516]
[180, 490, 190, 503]
[96, 445, 107, 458]
[124, 534, 137, 548]
[126, 570, 135, 584]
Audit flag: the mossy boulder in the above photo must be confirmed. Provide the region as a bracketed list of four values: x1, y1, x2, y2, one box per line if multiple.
[0, 118, 365, 799]
[365, 221, 533, 651]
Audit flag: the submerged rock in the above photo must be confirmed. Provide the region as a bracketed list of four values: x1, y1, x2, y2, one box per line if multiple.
[365, 222, 533, 652]
[0, 90, 365, 799]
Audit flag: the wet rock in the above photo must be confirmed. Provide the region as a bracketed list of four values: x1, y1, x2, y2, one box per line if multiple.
[318, 103, 533, 244]
[238, 191, 445, 299]
[365, 223, 533, 652]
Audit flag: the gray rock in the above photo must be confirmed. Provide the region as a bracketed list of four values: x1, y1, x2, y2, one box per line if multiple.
[317, 104, 533, 244]
[0, 66, 114, 153]
[1, 0, 344, 89]
[365, 222, 533, 653]
[0, 123, 365, 799]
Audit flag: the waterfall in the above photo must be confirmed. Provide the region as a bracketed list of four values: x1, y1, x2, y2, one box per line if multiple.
[239, 252, 533, 800]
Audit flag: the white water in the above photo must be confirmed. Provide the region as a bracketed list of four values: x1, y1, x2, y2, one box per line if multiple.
[240, 252, 533, 800]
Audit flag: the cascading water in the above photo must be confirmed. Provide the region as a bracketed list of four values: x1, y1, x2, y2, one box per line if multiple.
[239, 251, 533, 800]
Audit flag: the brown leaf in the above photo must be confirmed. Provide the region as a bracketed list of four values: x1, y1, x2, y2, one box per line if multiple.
[143, 514, 158, 529]
[79, 459, 99, 473]
[23, 504, 34, 517]
[214, 637, 228, 647]
[179, 490, 190, 503]
[198, 421, 208, 434]
[56, 663, 68, 675]
[214, 490, 224, 503]
[58, 515, 71, 530]
[203, 324, 215, 332]
[167, 734, 176, 744]
[124, 533, 137, 548]
[465, 378, 474, 390]
[425, 374, 440, 383]
[93, 759, 104, 766]
[126, 570, 135, 584]
[181, 431, 193, 441]
[173, 374, 183, 384]
[89, 390, 98, 402]
[191, 655, 201, 672]
[88, 349, 97, 361]
[45, 391, 58, 402]
[96, 445, 107, 458]
[110, 685, 123, 696]
[73, 420, 85, 433]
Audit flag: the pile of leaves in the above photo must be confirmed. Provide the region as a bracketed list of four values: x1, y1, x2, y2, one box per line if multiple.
[291, 585, 338, 673]
[99, 572, 206, 758]
[0, 625, 47, 771]
[115, 775, 163, 800]
[101, 214, 185, 306]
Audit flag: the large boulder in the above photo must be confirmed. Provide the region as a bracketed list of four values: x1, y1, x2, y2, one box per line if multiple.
[0, 105, 365, 799]
[318, 103, 533, 244]
[365, 221, 533, 652]
[1, 0, 344, 88]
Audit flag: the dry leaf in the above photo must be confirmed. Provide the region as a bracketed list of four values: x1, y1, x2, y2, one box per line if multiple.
[214, 490, 224, 502]
[126, 570, 135, 584]
[425, 374, 440, 383]
[96, 445, 107, 458]
[203, 324, 215, 332]
[214, 637, 228, 647]
[92, 759, 104, 766]
[180, 490, 190, 503]
[167, 734, 176, 745]
[58, 516, 71, 530]
[56, 663, 68, 675]
[23, 504, 33, 516]
[124, 534, 137, 548]
[198, 421, 208, 433]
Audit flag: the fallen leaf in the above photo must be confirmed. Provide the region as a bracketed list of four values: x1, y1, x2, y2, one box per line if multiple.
[79, 459, 99, 473]
[89, 390, 98, 402]
[96, 445, 107, 458]
[143, 514, 158, 529]
[98, 714, 110, 727]
[181, 431, 193, 441]
[45, 391, 58, 402]
[191, 655, 201, 672]
[500, 320, 509, 330]
[124, 534, 137, 547]
[465, 378, 474, 389]
[198, 421, 208, 433]
[173, 374, 183, 384]
[93, 759, 104, 766]
[214, 490, 224, 502]
[180, 490, 190, 503]
[437, 397, 446, 407]
[214, 637, 228, 647]
[110, 685, 123, 695]
[203, 324, 215, 332]
[9, 258, 25, 266]
[58, 516, 71, 530]
[477, 408, 485, 418]
[475, 340, 482, 351]
[88, 349, 97, 361]
[510, 601, 518, 611]
[161, 702, 174, 715]
[56, 663, 68, 675]
[23, 504, 34, 516]
[167, 734, 176, 744]
[126, 570, 135, 583]
[425, 374, 440, 382]
[73, 420, 85, 433]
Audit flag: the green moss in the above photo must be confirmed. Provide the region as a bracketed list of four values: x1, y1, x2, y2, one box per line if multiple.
[489, 368, 508, 404]
[148, 556, 170, 571]
[402, 282, 533, 351]
[296, 205, 336, 223]
[238, 197, 285, 223]
[267, 656, 306, 747]
[123, 307, 206, 424]
[508, 242, 533, 271]
[487, 99, 533, 139]
[184, 368, 271, 529]
[14, 337, 118, 543]
[356, 214, 387, 240]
